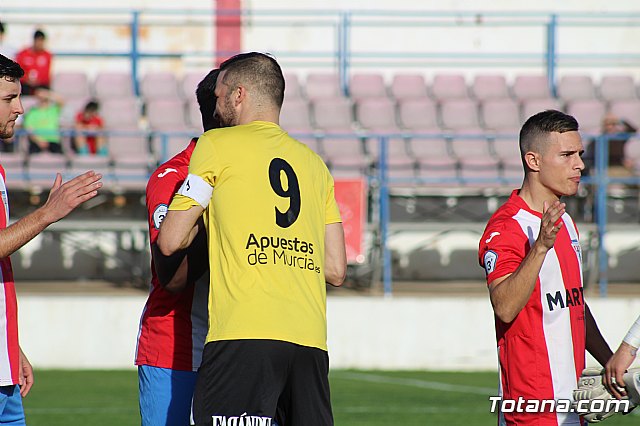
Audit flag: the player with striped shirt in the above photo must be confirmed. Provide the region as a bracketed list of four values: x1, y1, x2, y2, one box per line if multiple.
[135, 68, 219, 426]
[479, 110, 612, 425]
[0, 54, 102, 425]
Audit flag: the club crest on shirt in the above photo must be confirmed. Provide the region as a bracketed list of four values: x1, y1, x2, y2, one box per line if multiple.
[483, 251, 498, 275]
[153, 204, 168, 229]
[571, 238, 582, 262]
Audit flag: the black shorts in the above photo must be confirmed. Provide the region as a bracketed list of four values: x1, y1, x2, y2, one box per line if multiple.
[193, 339, 333, 426]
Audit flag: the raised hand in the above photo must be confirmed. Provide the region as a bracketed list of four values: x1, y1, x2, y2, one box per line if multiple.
[536, 200, 565, 251]
[41, 171, 103, 225]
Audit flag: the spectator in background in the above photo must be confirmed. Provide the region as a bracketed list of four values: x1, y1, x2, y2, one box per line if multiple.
[0, 21, 16, 60]
[584, 112, 637, 177]
[15, 29, 52, 96]
[73, 100, 107, 156]
[23, 88, 64, 154]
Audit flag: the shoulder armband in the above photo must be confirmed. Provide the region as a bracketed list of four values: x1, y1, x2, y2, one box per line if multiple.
[177, 174, 213, 208]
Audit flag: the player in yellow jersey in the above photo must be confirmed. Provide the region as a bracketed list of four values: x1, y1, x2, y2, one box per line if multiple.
[157, 52, 347, 426]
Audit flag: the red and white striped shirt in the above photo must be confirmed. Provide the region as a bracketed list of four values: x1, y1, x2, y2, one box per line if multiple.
[135, 139, 208, 371]
[479, 190, 585, 426]
[0, 167, 20, 386]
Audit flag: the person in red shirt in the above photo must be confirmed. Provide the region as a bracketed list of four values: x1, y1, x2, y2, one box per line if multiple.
[15, 29, 52, 96]
[73, 100, 106, 156]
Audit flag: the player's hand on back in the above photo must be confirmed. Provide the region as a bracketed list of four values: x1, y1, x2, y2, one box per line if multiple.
[536, 200, 565, 251]
[42, 171, 102, 224]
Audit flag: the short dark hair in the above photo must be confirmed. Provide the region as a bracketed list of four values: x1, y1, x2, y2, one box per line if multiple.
[84, 100, 99, 113]
[0, 21, 5, 36]
[34, 29, 46, 40]
[520, 109, 579, 166]
[196, 69, 220, 132]
[219, 52, 285, 108]
[0, 54, 24, 82]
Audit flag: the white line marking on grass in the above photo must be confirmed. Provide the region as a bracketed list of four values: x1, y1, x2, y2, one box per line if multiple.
[334, 372, 495, 395]
[336, 406, 486, 414]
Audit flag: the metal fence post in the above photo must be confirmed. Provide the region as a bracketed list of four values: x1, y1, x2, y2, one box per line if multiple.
[546, 14, 557, 98]
[131, 10, 140, 97]
[594, 134, 609, 296]
[378, 135, 392, 295]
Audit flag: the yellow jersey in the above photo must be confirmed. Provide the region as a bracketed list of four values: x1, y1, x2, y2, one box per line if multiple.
[170, 121, 342, 351]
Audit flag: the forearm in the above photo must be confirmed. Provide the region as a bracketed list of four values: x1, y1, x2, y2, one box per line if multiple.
[0, 207, 52, 259]
[586, 304, 613, 366]
[324, 223, 346, 286]
[489, 243, 548, 323]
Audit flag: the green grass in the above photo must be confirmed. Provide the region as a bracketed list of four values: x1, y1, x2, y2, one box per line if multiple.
[20, 369, 640, 425]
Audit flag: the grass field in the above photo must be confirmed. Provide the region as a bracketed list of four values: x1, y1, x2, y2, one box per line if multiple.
[20, 369, 640, 425]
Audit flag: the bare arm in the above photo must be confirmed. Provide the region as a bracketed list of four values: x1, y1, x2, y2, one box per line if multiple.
[157, 206, 204, 256]
[0, 171, 101, 259]
[488, 200, 565, 323]
[585, 303, 613, 366]
[18, 347, 33, 398]
[324, 222, 346, 286]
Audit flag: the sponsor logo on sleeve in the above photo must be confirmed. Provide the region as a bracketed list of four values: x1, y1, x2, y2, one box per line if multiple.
[483, 251, 498, 275]
[158, 168, 178, 178]
[152, 204, 168, 229]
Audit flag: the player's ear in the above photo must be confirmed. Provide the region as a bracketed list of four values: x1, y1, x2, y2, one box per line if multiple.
[234, 85, 246, 106]
[524, 151, 541, 172]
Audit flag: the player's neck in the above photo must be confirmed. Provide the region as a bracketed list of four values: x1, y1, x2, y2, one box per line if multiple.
[518, 179, 561, 214]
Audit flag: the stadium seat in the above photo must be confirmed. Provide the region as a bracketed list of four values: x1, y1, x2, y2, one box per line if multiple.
[283, 73, 303, 100]
[349, 73, 387, 100]
[306, 73, 343, 100]
[459, 157, 502, 189]
[512, 74, 552, 101]
[321, 137, 369, 168]
[101, 98, 142, 128]
[112, 157, 151, 192]
[146, 99, 189, 131]
[472, 75, 510, 101]
[609, 100, 640, 129]
[26, 153, 68, 189]
[439, 99, 482, 131]
[492, 133, 521, 164]
[390, 74, 429, 101]
[430, 73, 469, 101]
[449, 135, 494, 160]
[366, 136, 414, 167]
[140, 72, 181, 101]
[181, 71, 207, 100]
[67, 155, 113, 189]
[481, 99, 521, 131]
[416, 157, 459, 186]
[355, 98, 399, 132]
[280, 98, 314, 133]
[186, 99, 203, 130]
[0, 152, 26, 190]
[94, 72, 135, 100]
[565, 99, 607, 135]
[557, 75, 596, 103]
[311, 97, 354, 132]
[599, 75, 637, 102]
[108, 130, 150, 161]
[52, 72, 91, 101]
[520, 98, 562, 122]
[408, 137, 452, 162]
[397, 98, 439, 132]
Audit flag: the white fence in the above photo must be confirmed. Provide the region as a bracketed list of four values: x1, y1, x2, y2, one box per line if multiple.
[17, 294, 640, 370]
